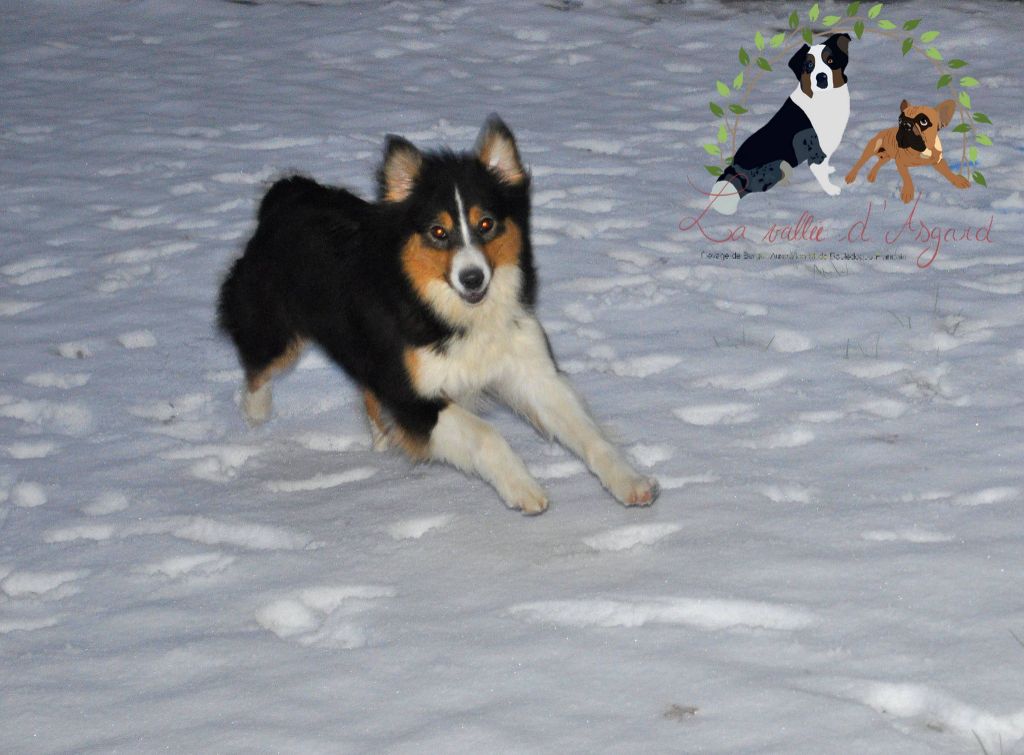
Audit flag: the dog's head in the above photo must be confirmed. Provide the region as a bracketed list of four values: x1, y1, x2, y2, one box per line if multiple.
[788, 33, 851, 98]
[896, 99, 956, 152]
[379, 116, 533, 326]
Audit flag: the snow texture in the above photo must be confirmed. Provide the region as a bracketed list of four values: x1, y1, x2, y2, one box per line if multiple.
[2, 1, 1023, 753]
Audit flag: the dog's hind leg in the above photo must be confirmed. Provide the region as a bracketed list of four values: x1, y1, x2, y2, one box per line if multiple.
[241, 338, 305, 425]
[363, 389, 391, 451]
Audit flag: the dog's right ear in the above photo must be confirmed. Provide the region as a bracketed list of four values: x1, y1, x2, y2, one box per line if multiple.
[476, 114, 527, 187]
[379, 136, 423, 203]
[900, 99, 910, 114]
[936, 99, 957, 129]
[788, 44, 810, 80]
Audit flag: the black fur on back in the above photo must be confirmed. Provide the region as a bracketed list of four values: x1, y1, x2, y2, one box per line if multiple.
[218, 143, 535, 441]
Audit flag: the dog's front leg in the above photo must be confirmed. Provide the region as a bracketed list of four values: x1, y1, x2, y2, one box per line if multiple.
[429, 403, 549, 515]
[496, 366, 659, 507]
[809, 157, 841, 196]
[896, 161, 916, 203]
[934, 159, 970, 189]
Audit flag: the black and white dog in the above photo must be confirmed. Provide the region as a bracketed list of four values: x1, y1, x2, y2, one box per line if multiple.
[711, 33, 851, 214]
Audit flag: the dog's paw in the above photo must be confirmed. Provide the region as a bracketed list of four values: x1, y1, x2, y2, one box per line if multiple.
[709, 180, 739, 216]
[823, 183, 842, 197]
[900, 184, 915, 203]
[608, 473, 660, 508]
[952, 174, 970, 189]
[503, 477, 549, 516]
[844, 170, 857, 185]
[242, 384, 272, 426]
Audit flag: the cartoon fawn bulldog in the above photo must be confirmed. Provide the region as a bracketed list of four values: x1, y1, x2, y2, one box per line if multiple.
[844, 99, 970, 203]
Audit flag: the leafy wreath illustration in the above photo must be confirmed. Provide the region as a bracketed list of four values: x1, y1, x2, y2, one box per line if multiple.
[704, 1, 991, 188]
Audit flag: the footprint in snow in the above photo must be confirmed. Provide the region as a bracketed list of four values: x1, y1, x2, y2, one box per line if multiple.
[741, 426, 815, 450]
[674, 403, 757, 426]
[953, 487, 1018, 506]
[1, 569, 89, 600]
[387, 514, 455, 541]
[583, 523, 683, 552]
[23, 372, 91, 389]
[861, 529, 954, 544]
[4, 440, 59, 459]
[256, 585, 395, 650]
[0, 257, 75, 286]
[45, 514, 317, 551]
[265, 467, 377, 493]
[140, 552, 236, 579]
[10, 482, 48, 508]
[161, 444, 261, 483]
[0, 394, 93, 436]
[81, 491, 130, 516]
[508, 596, 815, 631]
[694, 367, 789, 392]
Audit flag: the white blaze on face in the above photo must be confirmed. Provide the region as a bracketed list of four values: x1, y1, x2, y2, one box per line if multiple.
[449, 189, 492, 301]
[808, 44, 832, 89]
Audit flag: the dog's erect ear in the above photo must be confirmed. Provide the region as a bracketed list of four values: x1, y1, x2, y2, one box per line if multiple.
[788, 44, 811, 80]
[937, 99, 957, 129]
[476, 114, 527, 186]
[830, 32, 851, 56]
[900, 99, 910, 114]
[379, 135, 423, 203]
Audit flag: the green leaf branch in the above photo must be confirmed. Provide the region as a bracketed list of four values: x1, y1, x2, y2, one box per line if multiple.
[704, 2, 992, 187]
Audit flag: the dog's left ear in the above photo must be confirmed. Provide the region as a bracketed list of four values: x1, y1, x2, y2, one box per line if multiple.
[937, 99, 957, 129]
[476, 114, 527, 186]
[788, 44, 811, 80]
[829, 33, 851, 55]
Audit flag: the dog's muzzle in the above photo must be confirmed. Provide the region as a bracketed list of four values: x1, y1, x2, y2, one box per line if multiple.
[457, 267, 488, 304]
[449, 244, 492, 305]
[816, 71, 829, 89]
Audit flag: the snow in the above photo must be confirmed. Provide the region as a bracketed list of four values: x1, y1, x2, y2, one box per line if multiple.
[2, 0, 1023, 752]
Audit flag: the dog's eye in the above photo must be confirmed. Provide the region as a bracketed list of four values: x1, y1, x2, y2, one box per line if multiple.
[428, 225, 448, 242]
[804, 60, 814, 73]
[826, 57, 834, 66]
[917, 116, 930, 127]
[477, 217, 495, 235]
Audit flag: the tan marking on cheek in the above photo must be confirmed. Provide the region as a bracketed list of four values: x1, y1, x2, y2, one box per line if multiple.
[483, 219, 523, 269]
[800, 72, 813, 98]
[832, 68, 845, 88]
[401, 236, 452, 298]
[246, 338, 306, 392]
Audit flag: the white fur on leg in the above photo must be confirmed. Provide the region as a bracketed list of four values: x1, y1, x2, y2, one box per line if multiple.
[710, 179, 739, 216]
[242, 382, 272, 425]
[496, 366, 658, 507]
[810, 158, 841, 196]
[429, 404, 548, 514]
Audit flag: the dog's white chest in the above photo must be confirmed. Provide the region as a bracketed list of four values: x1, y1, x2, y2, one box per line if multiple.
[412, 311, 548, 400]
[793, 87, 850, 156]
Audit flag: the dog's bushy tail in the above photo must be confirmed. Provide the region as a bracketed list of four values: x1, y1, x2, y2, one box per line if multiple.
[257, 175, 323, 223]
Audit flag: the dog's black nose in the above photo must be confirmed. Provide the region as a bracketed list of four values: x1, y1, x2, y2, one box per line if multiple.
[459, 267, 486, 292]
[816, 72, 829, 89]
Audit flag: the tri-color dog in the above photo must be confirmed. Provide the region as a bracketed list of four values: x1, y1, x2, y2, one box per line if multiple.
[218, 116, 659, 514]
[711, 33, 852, 214]
[844, 99, 969, 203]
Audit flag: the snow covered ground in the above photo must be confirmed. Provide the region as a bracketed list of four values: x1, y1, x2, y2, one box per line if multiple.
[2, 0, 1023, 752]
